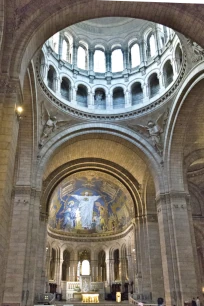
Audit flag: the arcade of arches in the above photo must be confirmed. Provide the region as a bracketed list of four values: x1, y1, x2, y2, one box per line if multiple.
[1, 2, 204, 306]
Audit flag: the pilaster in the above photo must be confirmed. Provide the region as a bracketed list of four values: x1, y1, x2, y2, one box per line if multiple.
[0, 78, 20, 305]
[156, 191, 198, 306]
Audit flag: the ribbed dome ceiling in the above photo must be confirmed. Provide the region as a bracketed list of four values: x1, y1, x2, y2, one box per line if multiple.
[68, 17, 154, 39]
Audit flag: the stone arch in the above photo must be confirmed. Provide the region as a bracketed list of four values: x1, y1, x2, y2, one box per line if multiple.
[36, 125, 164, 197]
[148, 72, 160, 98]
[164, 62, 204, 192]
[3, 1, 202, 85]
[163, 60, 174, 88]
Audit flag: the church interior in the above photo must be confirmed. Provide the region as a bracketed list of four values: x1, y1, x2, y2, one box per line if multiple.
[0, 2, 204, 306]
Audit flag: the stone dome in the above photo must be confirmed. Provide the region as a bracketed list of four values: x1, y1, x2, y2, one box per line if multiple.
[38, 17, 183, 118]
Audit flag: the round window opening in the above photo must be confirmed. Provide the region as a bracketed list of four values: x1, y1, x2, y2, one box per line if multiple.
[39, 17, 183, 116]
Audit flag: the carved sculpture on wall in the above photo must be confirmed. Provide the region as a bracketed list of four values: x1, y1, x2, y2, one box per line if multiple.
[130, 109, 169, 155]
[39, 102, 69, 147]
[187, 39, 204, 62]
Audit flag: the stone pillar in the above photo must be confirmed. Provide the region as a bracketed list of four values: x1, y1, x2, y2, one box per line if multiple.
[123, 48, 129, 70]
[146, 215, 164, 302]
[158, 72, 165, 93]
[125, 89, 131, 108]
[110, 259, 115, 284]
[127, 255, 133, 284]
[155, 25, 162, 55]
[137, 216, 152, 295]
[72, 86, 77, 105]
[134, 221, 143, 294]
[105, 259, 110, 285]
[163, 26, 168, 43]
[54, 76, 59, 93]
[106, 50, 112, 72]
[58, 33, 64, 60]
[88, 91, 94, 109]
[89, 49, 94, 72]
[120, 253, 126, 292]
[72, 43, 78, 68]
[107, 93, 113, 110]
[156, 192, 198, 306]
[0, 79, 19, 305]
[35, 214, 49, 296]
[140, 40, 147, 66]
[171, 59, 177, 81]
[56, 259, 63, 292]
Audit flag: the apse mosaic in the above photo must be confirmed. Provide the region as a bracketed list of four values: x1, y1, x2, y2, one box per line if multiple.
[48, 171, 134, 235]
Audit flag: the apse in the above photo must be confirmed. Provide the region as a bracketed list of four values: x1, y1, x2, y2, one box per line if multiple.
[48, 170, 134, 237]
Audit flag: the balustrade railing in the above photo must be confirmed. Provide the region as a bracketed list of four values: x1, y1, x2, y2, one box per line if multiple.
[128, 294, 157, 306]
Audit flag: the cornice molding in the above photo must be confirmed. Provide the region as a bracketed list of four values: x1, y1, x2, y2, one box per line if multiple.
[36, 52, 187, 121]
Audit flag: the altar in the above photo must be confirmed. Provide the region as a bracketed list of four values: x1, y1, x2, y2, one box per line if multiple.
[82, 293, 99, 303]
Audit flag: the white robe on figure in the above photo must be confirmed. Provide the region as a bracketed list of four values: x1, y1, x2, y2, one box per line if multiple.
[72, 194, 101, 228]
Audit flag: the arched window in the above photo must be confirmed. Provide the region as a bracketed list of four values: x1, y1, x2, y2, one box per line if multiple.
[61, 77, 70, 101]
[175, 44, 182, 73]
[163, 60, 174, 87]
[147, 33, 156, 58]
[149, 73, 160, 98]
[62, 40, 69, 62]
[52, 32, 59, 53]
[131, 43, 140, 68]
[47, 66, 56, 92]
[94, 50, 106, 73]
[113, 87, 125, 109]
[94, 88, 106, 109]
[77, 46, 87, 70]
[112, 49, 123, 73]
[81, 260, 90, 275]
[131, 82, 143, 105]
[76, 85, 88, 107]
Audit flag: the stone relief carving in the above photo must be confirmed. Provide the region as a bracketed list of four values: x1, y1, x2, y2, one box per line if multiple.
[39, 102, 70, 147]
[129, 108, 169, 155]
[187, 39, 204, 62]
[0, 77, 18, 94]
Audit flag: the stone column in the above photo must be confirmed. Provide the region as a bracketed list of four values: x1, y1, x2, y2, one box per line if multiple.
[138, 216, 152, 295]
[58, 33, 64, 60]
[0, 79, 19, 305]
[107, 93, 113, 110]
[158, 72, 165, 93]
[156, 191, 198, 306]
[35, 214, 49, 296]
[109, 259, 115, 284]
[140, 40, 147, 66]
[171, 59, 177, 81]
[72, 43, 78, 68]
[72, 86, 77, 105]
[89, 49, 94, 72]
[123, 48, 129, 70]
[125, 89, 131, 108]
[106, 50, 112, 72]
[120, 253, 126, 292]
[127, 255, 133, 284]
[54, 76, 59, 93]
[88, 90, 94, 109]
[146, 215, 164, 302]
[155, 25, 162, 55]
